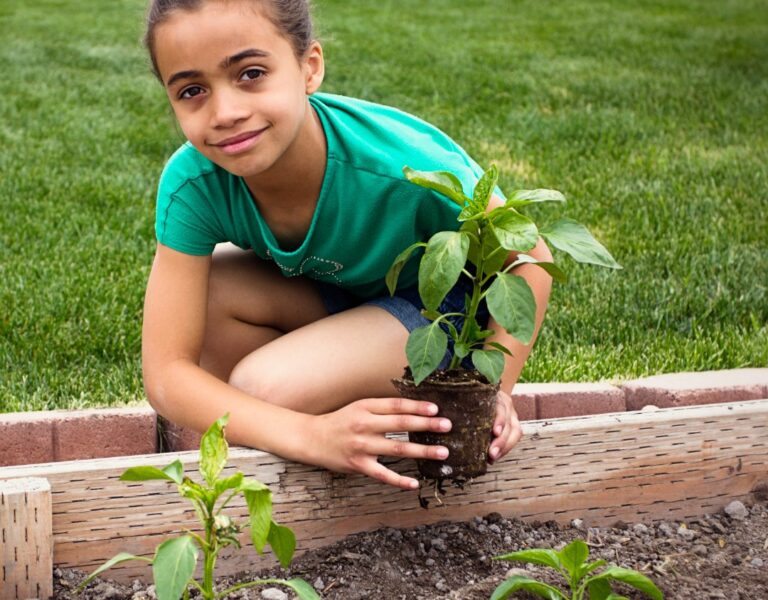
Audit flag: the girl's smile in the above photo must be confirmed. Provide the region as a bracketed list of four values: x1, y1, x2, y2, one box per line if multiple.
[152, 0, 325, 188]
[210, 126, 269, 155]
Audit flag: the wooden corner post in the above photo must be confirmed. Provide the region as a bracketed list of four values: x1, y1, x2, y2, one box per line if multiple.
[1, 477, 53, 600]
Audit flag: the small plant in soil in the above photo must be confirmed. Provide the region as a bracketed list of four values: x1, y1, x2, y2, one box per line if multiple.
[77, 414, 319, 600]
[387, 165, 621, 486]
[491, 538, 664, 600]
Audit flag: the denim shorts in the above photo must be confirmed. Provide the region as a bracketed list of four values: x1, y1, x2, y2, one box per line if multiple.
[315, 277, 490, 370]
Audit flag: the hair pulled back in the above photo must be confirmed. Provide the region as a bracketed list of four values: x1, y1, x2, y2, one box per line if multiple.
[144, 0, 315, 79]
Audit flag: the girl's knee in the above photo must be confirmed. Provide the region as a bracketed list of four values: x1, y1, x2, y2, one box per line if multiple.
[228, 359, 302, 410]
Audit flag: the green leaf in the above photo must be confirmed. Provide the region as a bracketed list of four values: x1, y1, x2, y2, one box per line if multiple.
[418, 231, 469, 311]
[487, 341, 513, 357]
[243, 482, 273, 553]
[605, 595, 631, 600]
[152, 536, 198, 600]
[403, 166, 469, 207]
[480, 225, 508, 277]
[490, 575, 567, 600]
[282, 578, 322, 600]
[491, 210, 539, 252]
[455, 342, 471, 359]
[473, 165, 499, 211]
[120, 461, 184, 485]
[406, 322, 448, 385]
[267, 522, 297, 569]
[459, 164, 499, 221]
[540, 218, 622, 269]
[587, 578, 613, 600]
[579, 558, 608, 579]
[587, 567, 663, 600]
[214, 471, 244, 496]
[558, 539, 589, 578]
[507, 188, 566, 208]
[486, 274, 537, 344]
[76, 552, 152, 592]
[385, 241, 427, 296]
[471, 349, 505, 384]
[494, 548, 563, 571]
[199, 413, 229, 487]
[511, 254, 568, 284]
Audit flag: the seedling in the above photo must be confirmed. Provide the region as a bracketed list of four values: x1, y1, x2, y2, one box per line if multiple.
[77, 414, 319, 600]
[387, 165, 621, 385]
[491, 539, 663, 600]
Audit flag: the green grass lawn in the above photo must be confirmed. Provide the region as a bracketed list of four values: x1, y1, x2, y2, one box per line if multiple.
[1, 0, 766, 412]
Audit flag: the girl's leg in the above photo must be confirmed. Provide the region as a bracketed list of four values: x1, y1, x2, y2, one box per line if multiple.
[227, 304, 410, 414]
[199, 243, 330, 380]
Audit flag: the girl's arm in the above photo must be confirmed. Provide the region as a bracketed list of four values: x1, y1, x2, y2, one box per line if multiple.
[142, 243, 313, 459]
[142, 243, 448, 489]
[483, 196, 554, 462]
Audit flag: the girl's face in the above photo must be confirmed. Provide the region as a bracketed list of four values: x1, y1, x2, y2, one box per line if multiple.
[153, 0, 323, 179]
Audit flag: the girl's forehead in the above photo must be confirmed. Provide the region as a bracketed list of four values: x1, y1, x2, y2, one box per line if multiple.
[154, 1, 289, 77]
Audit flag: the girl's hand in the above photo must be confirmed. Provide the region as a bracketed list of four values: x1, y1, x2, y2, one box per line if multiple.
[307, 398, 453, 490]
[488, 390, 523, 464]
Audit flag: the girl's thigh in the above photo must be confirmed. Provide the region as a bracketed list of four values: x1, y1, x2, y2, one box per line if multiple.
[201, 243, 330, 379]
[228, 304, 410, 414]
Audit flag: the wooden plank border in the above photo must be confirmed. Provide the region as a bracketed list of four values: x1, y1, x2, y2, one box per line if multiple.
[0, 399, 766, 585]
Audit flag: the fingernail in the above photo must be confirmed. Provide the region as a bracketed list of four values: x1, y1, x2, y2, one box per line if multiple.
[490, 447, 500, 459]
[426, 404, 439, 415]
[436, 447, 449, 459]
[409, 479, 420, 489]
[439, 419, 452, 431]
[494, 425, 502, 436]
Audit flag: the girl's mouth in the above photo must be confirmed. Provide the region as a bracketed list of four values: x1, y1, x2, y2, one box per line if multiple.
[212, 128, 267, 155]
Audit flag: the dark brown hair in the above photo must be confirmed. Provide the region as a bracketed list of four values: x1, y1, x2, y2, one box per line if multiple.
[144, 0, 315, 80]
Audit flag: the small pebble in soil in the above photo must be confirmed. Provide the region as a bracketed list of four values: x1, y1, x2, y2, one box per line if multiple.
[752, 558, 765, 568]
[677, 525, 697, 541]
[571, 518, 584, 530]
[633, 523, 649, 535]
[313, 577, 324, 591]
[260, 589, 288, 600]
[725, 500, 750, 521]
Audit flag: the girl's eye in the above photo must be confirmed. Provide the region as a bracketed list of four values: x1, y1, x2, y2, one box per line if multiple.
[179, 86, 205, 100]
[240, 68, 265, 82]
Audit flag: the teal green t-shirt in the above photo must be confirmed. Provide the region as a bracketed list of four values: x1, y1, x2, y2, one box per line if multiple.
[155, 93, 501, 298]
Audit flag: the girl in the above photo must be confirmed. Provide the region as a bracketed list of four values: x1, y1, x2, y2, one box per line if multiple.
[142, 0, 553, 490]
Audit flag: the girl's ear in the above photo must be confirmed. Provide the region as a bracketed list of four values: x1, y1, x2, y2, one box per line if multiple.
[303, 41, 325, 94]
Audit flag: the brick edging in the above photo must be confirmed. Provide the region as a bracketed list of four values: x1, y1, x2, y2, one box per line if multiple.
[1, 368, 766, 467]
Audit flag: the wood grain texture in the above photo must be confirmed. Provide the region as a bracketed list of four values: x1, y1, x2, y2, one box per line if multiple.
[1, 477, 53, 599]
[0, 400, 766, 584]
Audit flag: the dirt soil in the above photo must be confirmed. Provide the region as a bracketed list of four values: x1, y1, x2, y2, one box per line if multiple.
[56, 496, 768, 600]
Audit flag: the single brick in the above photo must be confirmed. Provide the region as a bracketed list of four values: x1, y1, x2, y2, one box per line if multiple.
[0, 412, 55, 466]
[158, 415, 202, 452]
[54, 406, 157, 461]
[521, 382, 626, 420]
[622, 369, 768, 411]
[510, 386, 537, 421]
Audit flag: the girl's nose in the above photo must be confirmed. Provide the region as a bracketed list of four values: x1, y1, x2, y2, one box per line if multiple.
[209, 89, 251, 129]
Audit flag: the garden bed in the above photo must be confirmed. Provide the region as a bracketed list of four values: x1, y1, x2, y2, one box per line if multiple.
[56, 494, 768, 599]
[2, 398, 767, 599]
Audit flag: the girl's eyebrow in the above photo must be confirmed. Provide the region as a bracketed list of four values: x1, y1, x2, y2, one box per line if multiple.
[165, 49, 271, 88]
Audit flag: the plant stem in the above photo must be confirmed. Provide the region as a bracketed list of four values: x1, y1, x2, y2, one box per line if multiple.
[202, 517, 216, 599]
[449, 248, 484, 370]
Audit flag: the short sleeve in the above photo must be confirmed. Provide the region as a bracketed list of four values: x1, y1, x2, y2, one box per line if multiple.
[154, 151, 224, 256]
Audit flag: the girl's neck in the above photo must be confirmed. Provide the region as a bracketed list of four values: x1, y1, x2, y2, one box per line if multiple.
[243, 100, 326, 209]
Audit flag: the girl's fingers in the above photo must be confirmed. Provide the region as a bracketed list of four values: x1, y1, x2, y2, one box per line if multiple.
[363, 458, 421, 490]
[368, 414, 452, 434]
[362, 436, 450, 462]
[362, 397, 440, 417]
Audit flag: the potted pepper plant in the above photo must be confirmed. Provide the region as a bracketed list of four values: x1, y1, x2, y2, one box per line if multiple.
[386, 164, 621, 484]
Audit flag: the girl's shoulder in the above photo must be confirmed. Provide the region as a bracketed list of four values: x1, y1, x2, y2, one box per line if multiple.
[310, 93, 479, 185]
[157, 142, 226, 199]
